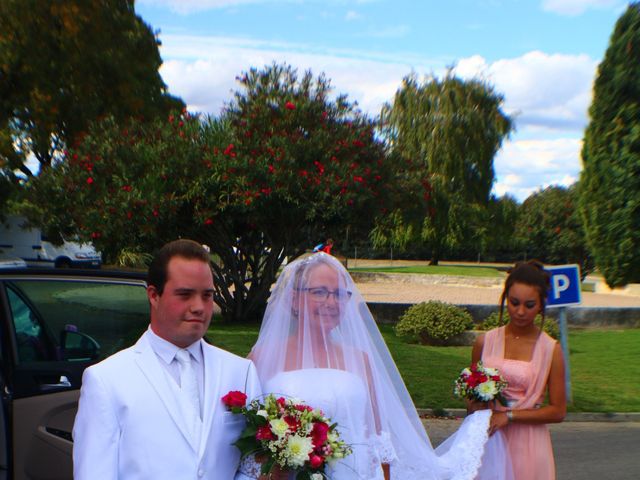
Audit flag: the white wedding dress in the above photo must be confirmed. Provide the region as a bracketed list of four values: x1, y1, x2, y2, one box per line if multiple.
[236, 368, 509, 480]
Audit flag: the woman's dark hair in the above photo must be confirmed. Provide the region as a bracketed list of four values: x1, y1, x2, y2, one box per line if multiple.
[498, 260, 551, 327]
[147, 239, 211, 295]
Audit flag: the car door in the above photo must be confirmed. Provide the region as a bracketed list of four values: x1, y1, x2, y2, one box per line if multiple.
[0, 271, 149, 480]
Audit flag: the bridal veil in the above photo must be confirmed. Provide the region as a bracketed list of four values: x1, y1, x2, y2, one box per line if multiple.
[248, 253, 512, 480]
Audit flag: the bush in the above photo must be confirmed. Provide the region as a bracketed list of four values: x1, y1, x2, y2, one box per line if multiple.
[477, 311, 559, 339]
[395, 301, 473, 345]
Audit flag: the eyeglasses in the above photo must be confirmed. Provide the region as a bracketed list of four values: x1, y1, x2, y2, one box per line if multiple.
[298, 287, 353, 303]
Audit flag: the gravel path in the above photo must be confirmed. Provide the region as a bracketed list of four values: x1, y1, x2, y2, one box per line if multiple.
[356, 281, 640, 307]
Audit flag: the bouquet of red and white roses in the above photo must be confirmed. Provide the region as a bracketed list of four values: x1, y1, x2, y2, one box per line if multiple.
[222, 391, 352, 480]
[453, 361, 508, 404]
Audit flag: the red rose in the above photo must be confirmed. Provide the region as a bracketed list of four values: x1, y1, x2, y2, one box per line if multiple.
[255, 425, 275, 441]
[309, 454, 324, 468]
[310, 421, 329, 446]
[221, 390, 247, 408]
[86, 177, 94, 185]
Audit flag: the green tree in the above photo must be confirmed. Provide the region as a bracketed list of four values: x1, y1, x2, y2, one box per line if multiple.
[458, 194, 520, 262]
[517, 185, 592, 276]
[0, 0, 183, 189]
[196, 64, 391, 322]
[579, 3, 640, 287]
[27, 64, 393, 322]
[378, 73, 514, 264]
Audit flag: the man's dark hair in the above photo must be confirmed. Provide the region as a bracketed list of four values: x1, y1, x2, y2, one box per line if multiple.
[147, 239, 211, 295]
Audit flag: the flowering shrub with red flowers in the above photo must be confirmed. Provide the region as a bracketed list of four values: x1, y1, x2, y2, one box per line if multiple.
[222, 392, 351, 479]
[453, 361, 508, 404]
[25, 63, 395, 324]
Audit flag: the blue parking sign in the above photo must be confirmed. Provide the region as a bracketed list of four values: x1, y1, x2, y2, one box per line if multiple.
[545, 264, 582, 307]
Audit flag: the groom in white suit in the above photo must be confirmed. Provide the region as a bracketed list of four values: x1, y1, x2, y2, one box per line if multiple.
[73, 239, 261, 479]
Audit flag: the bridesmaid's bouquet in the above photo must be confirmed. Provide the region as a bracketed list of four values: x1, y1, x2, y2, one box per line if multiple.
[222, 391, 352, 479]
[453, 361, 508, 404]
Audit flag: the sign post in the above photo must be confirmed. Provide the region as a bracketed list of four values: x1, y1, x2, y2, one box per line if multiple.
[545, 264, 582, 404]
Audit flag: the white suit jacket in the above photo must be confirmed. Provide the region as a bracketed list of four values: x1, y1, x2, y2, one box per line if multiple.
[73, 331, 261, 479]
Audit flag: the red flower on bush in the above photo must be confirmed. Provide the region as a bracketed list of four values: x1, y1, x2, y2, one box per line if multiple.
[204, 218, 214, 225]
[285, 101, 296, 110]
[221, 390, 248, 408]
[224, 143, 236, 156]
[86, 177, 94, 185]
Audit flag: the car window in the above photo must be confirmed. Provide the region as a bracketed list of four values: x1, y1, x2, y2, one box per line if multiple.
[4, 279, 149, 363]
[7, 286, 53, 362]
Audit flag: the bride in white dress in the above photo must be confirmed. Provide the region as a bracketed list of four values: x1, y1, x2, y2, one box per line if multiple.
[236, 253, 512, 480]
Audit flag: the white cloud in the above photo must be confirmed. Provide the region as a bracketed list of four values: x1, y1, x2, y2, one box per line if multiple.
[493, 137, 582, 201]
[345, 10, 362, 21]
[455, 51, 597, 133]
[158, 33, 435, 114]
[541, 0, 623, 16]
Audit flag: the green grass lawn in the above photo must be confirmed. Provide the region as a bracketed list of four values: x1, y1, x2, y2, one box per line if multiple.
[207, 321, 640, 413]
[349, 265, 504, 277]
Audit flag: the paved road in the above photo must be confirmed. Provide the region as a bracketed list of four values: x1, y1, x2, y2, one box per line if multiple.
[424, 418, 640, 480]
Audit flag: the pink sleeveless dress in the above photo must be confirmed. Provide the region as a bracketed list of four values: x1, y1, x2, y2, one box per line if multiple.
[482, 326, 557, 480]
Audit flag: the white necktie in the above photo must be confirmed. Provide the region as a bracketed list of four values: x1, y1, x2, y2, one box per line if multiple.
[176, 349, 202, 444]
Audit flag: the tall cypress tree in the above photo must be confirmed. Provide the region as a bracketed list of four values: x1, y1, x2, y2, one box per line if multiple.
[579, 3, 640, 287]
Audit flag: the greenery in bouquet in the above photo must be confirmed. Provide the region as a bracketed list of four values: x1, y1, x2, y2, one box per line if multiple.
[453, 361, 508, 404]
[222, 391, 352, 479]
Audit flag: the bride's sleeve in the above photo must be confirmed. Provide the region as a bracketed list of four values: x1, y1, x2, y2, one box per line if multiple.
[363, 353, 398, 463]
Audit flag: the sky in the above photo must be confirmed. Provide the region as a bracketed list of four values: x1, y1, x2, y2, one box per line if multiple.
[135, 0, 627, 202]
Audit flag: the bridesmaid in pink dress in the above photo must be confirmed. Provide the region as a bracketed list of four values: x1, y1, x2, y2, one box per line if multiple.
[471, 261, 566, 480]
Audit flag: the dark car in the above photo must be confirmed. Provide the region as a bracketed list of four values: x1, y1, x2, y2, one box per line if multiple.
[0, 268, 149, 479]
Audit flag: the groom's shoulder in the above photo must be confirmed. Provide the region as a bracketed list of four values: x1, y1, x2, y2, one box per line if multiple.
[85, 344, 138, 376]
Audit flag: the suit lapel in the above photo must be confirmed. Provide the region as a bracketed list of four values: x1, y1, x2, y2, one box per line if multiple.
[199, 341, 223, 458]
[133, 333, 199, 452]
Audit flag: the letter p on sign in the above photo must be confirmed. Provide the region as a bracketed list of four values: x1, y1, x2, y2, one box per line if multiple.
[545, 265, 582, 307]
[552, 274, 570, 299]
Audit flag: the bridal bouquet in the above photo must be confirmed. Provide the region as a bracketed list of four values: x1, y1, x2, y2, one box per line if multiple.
[453, 361, 508, 404]
[222, 391, 352, 479]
